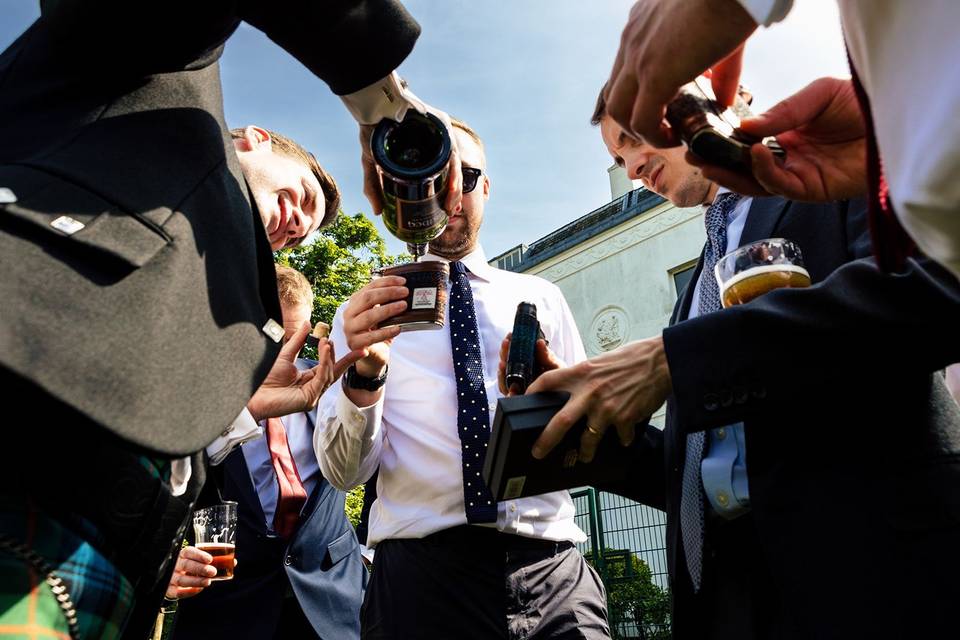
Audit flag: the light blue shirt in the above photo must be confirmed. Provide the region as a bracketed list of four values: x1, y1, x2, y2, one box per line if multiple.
[242, 409, 321, 533]
[686, 189, 752, 519]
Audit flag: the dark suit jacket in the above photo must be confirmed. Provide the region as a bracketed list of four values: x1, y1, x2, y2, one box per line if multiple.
[607, 196, 960, 639]
[0, 0, 420, 455]
[176, 362, 366, 640]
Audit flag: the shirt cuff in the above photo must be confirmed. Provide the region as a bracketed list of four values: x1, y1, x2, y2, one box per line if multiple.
[735, 0, 793, 26]
[340, 71, 427, 125]
[205, 408, 263, 466]
[334, 386, 384, 442]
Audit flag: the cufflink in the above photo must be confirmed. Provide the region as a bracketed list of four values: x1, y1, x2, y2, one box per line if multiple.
[50, 216, 85, 235]
[262, 319, 284, 343]
[0, 188, 16, 204]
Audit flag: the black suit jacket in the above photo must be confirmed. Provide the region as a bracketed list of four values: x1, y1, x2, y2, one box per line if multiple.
[607, 196, 960, 639]
[0, 0, 420, 455]
[176, 386, 365, 640]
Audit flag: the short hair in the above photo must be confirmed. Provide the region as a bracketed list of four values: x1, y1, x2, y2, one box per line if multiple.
[230, 127, 341, 236]
[591, 83, 609, 127]
[275, 264, 314, 309]
[449, 117, 485, 169]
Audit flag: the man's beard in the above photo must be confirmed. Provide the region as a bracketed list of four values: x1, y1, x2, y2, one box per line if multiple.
[429, 221, 476, 259]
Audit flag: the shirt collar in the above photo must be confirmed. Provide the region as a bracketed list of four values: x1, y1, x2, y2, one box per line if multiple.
[420, 245, 496, 282]
[705, 186, 732, 209]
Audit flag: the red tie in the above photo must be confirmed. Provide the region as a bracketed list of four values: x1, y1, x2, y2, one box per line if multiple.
[848, 52, 916, 273]
[266, 417, 308, 539]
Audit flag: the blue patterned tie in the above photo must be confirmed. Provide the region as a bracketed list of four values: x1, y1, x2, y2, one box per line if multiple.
[448, 261, 497, 523]
[679, 191, 740, 591]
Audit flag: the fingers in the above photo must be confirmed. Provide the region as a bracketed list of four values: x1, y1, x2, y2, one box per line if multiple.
[711, 44, 745, 106]
[349, 302, 408, 339]
[578, 422, 607, 464]
[614, 421, 637, 449]
[525, 363, 573, 396]
[532, 386, 591, 459]
[173, 573, 214, 588]
[497, 333, 512, 395]
[345, 277, 407, 316]
[179, 546, 213, 565]
[738, 78, 837, 138]
[359, 124, 384, 215]
[688, 150, 771, 197]
[333, 349, 366, 380]
[534, 339, 563, 372]
[347, 325, 402, 353]
[278, 320, 310, 360]
[748, 142, 807, 198]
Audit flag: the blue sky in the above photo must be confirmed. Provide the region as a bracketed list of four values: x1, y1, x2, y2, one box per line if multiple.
[0, 1, 847, 258]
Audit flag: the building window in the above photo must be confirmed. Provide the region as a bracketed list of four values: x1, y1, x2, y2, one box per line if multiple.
[671, 262, 698, 299]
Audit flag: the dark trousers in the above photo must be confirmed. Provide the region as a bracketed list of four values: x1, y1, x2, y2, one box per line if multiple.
[361, 526, 609, 640]
[276, 594, 321, 639]
[695, 514, 803, 640]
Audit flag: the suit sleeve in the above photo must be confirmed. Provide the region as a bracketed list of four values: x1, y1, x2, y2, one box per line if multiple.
[239, 0, 421, 95]
[38, 0, 419, 95]
[663, 199, 960, 434]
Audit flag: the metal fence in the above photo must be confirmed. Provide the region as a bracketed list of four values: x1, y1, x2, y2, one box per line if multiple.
[572, 488, 672, 639]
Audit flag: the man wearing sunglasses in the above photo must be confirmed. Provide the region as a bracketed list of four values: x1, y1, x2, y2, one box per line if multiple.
[313, 119, 611, 639]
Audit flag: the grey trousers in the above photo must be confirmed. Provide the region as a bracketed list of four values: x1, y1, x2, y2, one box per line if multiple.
[361, 526, 610, 640]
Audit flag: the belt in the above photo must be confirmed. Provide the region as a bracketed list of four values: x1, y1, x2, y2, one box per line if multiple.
[422, 525, 573, 555]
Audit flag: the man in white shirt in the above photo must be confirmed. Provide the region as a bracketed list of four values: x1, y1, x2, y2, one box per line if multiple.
[314, 119, 610, 639]
[600, 0, 960, 281]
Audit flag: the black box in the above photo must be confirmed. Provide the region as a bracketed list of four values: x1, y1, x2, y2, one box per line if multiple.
[482, 392, 641, 501]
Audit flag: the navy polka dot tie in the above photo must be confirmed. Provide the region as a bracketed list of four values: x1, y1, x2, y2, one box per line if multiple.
[448, 261, 497, 523]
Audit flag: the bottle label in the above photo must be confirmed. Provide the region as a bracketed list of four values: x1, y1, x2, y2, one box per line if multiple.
[411, 287, 437, 310]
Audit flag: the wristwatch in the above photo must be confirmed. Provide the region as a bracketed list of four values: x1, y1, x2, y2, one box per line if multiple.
[344, 364, 388, 391]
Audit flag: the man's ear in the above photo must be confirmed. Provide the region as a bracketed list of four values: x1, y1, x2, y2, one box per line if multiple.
[482, 174, 491, 200]
[235, 125, 272, 152]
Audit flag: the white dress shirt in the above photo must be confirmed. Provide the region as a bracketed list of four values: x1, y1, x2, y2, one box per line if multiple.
[738, 0, 960, 280]
[314, 246, 588, 547]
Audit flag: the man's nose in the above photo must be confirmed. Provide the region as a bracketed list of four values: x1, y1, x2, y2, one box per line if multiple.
[287, 207, 308, 239]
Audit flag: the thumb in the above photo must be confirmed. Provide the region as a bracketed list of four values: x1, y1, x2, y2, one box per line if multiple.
[739, 77, 835, 138]
[333, 349, 367, 381]
[278, 320, 310, 361]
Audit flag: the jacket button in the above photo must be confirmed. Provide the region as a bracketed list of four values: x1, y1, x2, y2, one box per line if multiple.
[703, 393, 719, 411]
[284, 555, 293, 566]
[734, 388, 749, 404]
[720, 391, 733, 408]
[752, 387, 767, 399]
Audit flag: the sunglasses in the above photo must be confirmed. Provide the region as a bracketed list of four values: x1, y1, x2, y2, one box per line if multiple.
[462, 167, 483, 194]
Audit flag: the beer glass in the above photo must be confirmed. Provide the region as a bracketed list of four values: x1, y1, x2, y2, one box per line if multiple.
[192, 502, 237, 580]
[714, 238, 811, 308]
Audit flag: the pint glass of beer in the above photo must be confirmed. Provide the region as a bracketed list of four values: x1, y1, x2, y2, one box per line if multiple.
[192, 502, 237, 581]
[714, 238, 811, 308]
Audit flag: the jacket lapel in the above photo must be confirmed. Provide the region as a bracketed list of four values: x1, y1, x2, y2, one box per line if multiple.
[738, 196, 790, 247]
[224, 448, 270, 534]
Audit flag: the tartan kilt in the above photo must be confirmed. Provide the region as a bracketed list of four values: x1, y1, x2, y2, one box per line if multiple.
[0, 497, 134, 640]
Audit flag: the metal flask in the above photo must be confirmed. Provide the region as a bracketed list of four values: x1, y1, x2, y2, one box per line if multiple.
[371, 111, 451, 258]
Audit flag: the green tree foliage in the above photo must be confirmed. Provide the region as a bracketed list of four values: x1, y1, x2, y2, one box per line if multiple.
[584, 549, 672, 640]
[344, 485, 365, 528]
[274, 211, 404, 524]
[275, 211, 408, 360]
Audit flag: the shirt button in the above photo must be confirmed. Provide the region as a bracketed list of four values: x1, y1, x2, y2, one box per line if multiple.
[715, 428, 726, 440]
[716, 492, 730, 508]
[509, 504, 517, 513]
